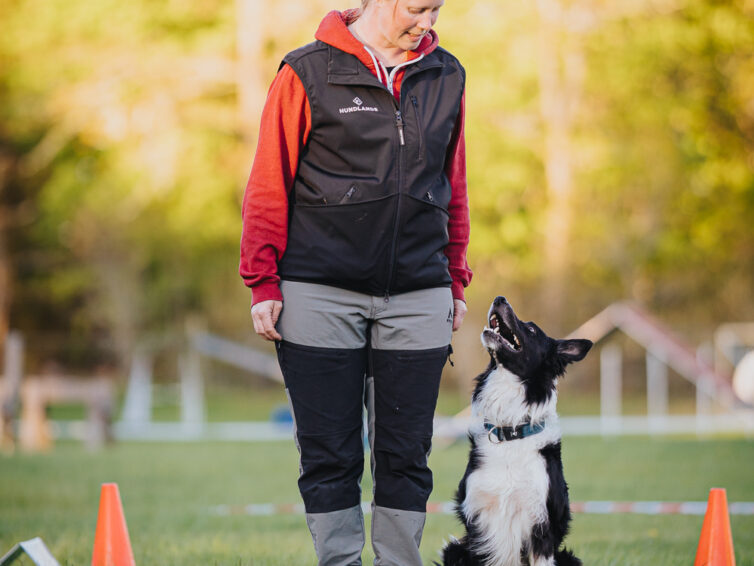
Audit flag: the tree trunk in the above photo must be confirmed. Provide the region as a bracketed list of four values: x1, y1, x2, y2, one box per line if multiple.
[236, 0, 267, 145]
[536, 0, 586, 330]
[0, 155, 12, 346]
[0, 221, 10, 347]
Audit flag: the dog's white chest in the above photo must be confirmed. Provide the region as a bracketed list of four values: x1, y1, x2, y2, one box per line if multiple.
[462, 442, 551, 566]
[466, 442, 549, 525]
[461, 368, 558, 566]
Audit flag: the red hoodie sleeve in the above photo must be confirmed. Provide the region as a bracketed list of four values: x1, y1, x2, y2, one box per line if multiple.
[239, 64, 311, 305]
[444, 91, 473, 302]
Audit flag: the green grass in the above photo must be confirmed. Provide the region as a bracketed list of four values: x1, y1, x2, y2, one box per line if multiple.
[1, 437, 753, 565]
[44, 381, 699, 424]
[45, 385, 290, 423]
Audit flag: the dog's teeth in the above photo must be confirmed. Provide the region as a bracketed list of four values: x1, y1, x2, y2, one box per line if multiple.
[514, 335, 521, 347]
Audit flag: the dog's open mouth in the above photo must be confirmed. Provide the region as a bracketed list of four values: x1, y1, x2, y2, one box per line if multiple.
[488, 312, 521, 352]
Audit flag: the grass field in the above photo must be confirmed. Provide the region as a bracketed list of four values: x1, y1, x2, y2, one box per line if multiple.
[1, 436, 753, 565]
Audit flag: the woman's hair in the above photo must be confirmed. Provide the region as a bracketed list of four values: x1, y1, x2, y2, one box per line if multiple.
[356, 0, 370, 17]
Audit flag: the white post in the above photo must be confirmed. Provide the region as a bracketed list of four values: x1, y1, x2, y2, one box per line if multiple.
[600, 343, 622, 435]
[646, 351, 668, 435]
[179, 349, 205, 436]
[696, 377, 713, 437]
[1, 331, 24, 447]
[2, 330, 24, 388]
[121, 352, 153, 428]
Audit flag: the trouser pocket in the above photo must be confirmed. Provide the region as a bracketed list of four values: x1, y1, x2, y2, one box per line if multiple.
[277, 340, 368, 513]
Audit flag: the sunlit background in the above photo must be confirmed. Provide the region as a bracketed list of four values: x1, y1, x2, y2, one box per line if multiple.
[1, 0, 753, 563]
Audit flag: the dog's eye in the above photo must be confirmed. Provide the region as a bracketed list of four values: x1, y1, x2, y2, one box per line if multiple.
[527, 325, 536, 335]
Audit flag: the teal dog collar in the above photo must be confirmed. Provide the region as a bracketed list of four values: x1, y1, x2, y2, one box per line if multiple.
[484, 421, 545, 443]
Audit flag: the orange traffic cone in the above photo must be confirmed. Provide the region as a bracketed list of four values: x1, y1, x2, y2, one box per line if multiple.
[91, 483, 136, 566]
[694, 488, 736, 566]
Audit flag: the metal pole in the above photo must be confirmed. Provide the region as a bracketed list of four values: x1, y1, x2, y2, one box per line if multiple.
[646, 350, 668, 434]
[696, 377, 713, 437]
[1, 331, 24, 448]
[120, 352, 153, 427]
[179, 349, 205, 437]
[600, 343, 622, 435]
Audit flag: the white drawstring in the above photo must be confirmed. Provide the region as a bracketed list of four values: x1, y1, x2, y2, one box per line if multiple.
[363, 46, 383, 86]
[362, 46, 425, 95]
[385, 54, 424, 94]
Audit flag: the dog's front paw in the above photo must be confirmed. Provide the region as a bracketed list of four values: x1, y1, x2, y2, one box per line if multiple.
[440, 537, 477, 566]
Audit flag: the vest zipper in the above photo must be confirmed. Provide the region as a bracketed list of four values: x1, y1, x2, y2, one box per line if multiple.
[337, 64, 436, 299]
[385, 98, 406, 299]
[410, 96, 424, 159]
[395, 110, 405, 146]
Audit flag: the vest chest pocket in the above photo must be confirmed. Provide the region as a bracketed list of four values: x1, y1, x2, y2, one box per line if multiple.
[339, 185, 357, 204]
[322, 186, 357, 205]
[410, 96, 424, 162]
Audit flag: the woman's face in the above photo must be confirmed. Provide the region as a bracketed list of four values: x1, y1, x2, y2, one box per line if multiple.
[374, 0, 444, 52]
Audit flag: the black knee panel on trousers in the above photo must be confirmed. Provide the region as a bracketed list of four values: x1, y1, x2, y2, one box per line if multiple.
[277, 341, 367, 513]
[371, 347, 447, 511]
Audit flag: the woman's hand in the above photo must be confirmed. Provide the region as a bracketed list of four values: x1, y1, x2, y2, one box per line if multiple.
[251, 300, 283, 341]
[452, 299, 467, 332]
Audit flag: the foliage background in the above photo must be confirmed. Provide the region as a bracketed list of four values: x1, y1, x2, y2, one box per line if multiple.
[2, 2, 753, 563]
[1, 0, 753, 388]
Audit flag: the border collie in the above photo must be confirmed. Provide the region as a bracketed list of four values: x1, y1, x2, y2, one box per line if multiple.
[440, 296, 592, 566]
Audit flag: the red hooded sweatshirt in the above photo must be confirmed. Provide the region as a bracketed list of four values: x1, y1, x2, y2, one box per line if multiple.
[239, 10, 472, 305]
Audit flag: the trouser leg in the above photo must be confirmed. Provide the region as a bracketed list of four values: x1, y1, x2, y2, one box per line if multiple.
[275, 281, 374, 565]
[277, 341, 367, 566]
[370, 346, 447, 566]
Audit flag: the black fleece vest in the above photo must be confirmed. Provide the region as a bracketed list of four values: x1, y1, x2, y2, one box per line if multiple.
[278, 41, 465, 297]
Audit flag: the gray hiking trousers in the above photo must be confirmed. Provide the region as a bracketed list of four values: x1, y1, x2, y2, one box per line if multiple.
[275, 281, 454, 566]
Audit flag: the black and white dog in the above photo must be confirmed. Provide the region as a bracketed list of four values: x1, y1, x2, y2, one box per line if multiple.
[441, 296, 592, 566]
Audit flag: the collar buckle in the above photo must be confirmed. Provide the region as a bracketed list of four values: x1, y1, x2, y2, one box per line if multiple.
[484, 420, 545, 443]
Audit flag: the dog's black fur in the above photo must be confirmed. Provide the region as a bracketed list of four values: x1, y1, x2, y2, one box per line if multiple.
[440, 297, 592, 566]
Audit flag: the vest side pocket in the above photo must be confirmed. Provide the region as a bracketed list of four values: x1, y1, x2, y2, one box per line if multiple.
[279, 195, 398, 294]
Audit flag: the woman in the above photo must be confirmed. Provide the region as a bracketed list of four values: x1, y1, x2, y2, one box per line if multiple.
[239, 1, 472, 564]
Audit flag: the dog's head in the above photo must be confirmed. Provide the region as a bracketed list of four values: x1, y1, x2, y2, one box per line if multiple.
[481, 296, 592, 383]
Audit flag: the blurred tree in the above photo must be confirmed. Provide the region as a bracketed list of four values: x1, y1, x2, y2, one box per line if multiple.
[571, 0, 754, 329]
[535, 0, 587, 325]
[0, 0, 752, 375]
[441, 0, 753, 334]
[1, 0, 244, 369]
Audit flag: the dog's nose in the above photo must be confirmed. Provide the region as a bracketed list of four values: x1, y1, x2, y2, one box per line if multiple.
[493, 296, 508, 306]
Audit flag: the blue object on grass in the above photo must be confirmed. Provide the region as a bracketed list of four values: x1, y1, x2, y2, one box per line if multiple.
[270, 404, 293, 424]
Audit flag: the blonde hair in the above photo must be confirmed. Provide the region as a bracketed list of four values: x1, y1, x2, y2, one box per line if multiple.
[355, 0, 370, 17]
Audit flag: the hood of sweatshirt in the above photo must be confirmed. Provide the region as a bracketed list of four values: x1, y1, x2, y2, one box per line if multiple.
[314, 9, 440, 73]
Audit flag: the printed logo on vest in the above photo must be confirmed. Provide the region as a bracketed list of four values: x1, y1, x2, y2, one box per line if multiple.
[339, 96, 379, 114]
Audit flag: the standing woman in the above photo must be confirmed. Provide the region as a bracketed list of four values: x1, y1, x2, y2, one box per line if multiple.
[239, 0, 472, 564]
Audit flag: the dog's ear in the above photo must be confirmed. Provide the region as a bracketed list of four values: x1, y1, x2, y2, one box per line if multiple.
[556, 339, 593, 364]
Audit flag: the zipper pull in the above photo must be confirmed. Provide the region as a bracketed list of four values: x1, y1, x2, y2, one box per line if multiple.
[384, 291, 390, 303]
[395, 110, 405, 146]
